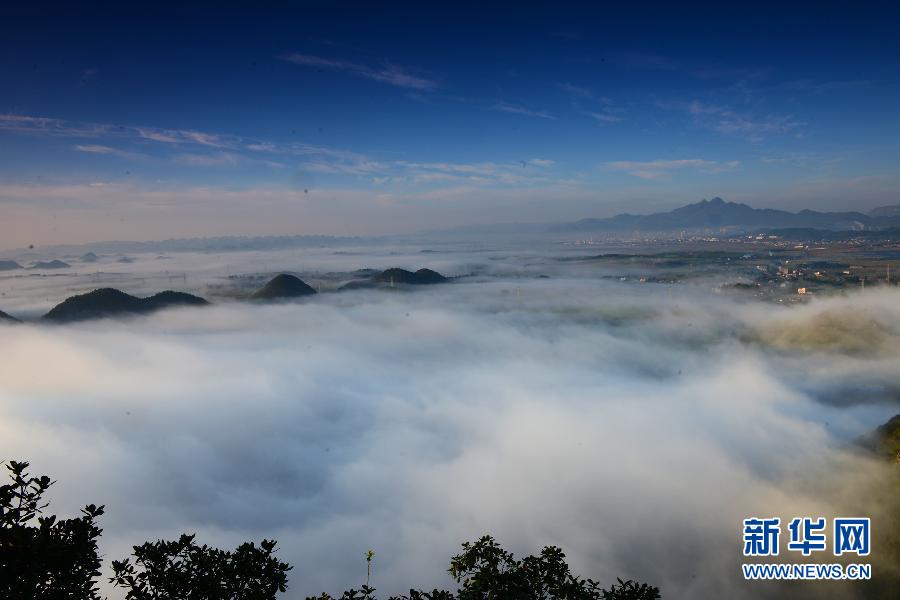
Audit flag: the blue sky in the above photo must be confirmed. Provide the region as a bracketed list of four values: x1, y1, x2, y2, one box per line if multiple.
[2, 2, 900, 245]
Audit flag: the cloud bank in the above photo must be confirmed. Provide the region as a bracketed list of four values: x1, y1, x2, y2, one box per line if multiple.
[280, 53, 438, 90]
[0, 252, 897, 598]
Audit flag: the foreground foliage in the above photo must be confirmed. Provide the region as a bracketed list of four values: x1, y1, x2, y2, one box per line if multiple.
[307, 536, 660, 600]
[110, 534, 292, 600]
[0, 460, 105, 600]
[1, 460, 660, 599]
[0, 461, 290, 600]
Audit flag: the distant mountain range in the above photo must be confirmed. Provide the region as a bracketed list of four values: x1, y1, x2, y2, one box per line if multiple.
[6, 199, 900, 257]
[553, 197, 900, 234]
[869, 204, 900, 218]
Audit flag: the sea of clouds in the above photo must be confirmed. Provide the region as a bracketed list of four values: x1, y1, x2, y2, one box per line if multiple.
[1, 245, 898, 598]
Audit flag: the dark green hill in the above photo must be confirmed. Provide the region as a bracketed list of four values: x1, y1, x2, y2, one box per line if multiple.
[43, 288, 209, 322]
[29, 260, 70, 270]
[872, 414, 900, 461]
[340, 267, 449, 290]
[373, 267, 448, 285]
[339, 279, 377, 290]
[0, 309, 19, 323]
[144, 291, 210, 310]
[251, 274, 317, 300]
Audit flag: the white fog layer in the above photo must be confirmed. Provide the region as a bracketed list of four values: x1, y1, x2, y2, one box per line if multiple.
[1, 246, 897, 598]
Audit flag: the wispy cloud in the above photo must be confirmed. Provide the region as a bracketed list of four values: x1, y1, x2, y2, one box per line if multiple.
[173, 152, 243, 167]
[74, 144, 147, 160]
[685, 101, 803, 141]
[136, 128, 227, 148]
[280, 53, 437, 90]
[556, 85, 622, 125]
[2, 114, 373, 175]
[587, 112, 621, 124]
[616, 53, 767, 80]
[0, 114, 113, 138]
[301, 158, 385, 177]
[4, 113, 561, 188]
[246, 142, 277, 152]
[492, 103, 557, 120]
[780, 79, 874, 94]
[526, 158, 555, 168]
[0, 114, 237, 151]
[759, 152, 844, 172]
[558, 82, 593, 99]
[393, 159, 561, 186]
[79, 67, 98, 85]
[606, 158, 739, 180]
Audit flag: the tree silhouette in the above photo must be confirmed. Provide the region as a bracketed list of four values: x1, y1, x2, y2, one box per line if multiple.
[0, 460, 105, 600]
[110, 534, 292, 600]
[2, 460, 659, 600]
[309, 535, 660, 600]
